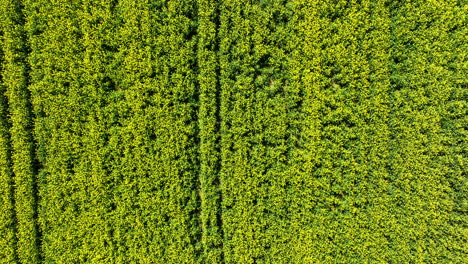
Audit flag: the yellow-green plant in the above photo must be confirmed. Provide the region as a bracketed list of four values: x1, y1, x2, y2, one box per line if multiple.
[0, 0, 465, 263]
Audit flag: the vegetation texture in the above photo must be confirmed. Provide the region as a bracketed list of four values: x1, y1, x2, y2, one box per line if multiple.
[0, 0, 466, 263]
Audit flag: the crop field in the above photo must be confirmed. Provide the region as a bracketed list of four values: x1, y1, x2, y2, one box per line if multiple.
[0, 0, 466, 263]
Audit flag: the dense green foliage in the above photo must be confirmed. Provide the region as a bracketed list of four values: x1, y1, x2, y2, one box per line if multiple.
[1, 0, 40, 262]
[0, 0, 466, 263]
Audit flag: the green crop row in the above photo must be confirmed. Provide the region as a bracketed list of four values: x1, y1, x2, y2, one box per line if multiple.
[0, 10, 17, 262]
[388, 1, 467, 262]
[22, 0, 200, 262]
[1, 0, 40, 263]
[218, 0, 302, 262]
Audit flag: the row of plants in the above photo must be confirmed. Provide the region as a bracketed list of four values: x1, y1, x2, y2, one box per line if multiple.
[0, 0, 465, 263]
